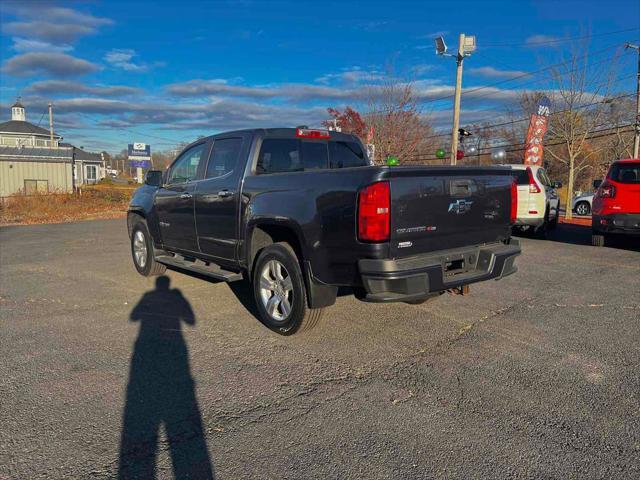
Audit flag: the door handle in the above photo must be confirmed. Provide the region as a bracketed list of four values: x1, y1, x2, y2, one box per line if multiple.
[218, 190, 233, 198]
[180, 193, 192, 199]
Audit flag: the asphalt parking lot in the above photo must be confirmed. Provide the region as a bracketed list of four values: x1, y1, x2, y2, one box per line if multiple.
[1, 219, 639, 479]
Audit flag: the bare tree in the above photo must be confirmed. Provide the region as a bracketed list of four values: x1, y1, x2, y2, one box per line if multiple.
[545, 45, 620, 219]
[364, 76, 433, 164]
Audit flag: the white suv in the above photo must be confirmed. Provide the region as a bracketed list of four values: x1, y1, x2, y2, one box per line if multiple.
[509, 165, 561, 236]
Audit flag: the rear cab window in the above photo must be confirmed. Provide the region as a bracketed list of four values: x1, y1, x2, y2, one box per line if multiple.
[256, 136, 367, 174]
[610, 162, 640, 184]
[329, 141, 367, 168]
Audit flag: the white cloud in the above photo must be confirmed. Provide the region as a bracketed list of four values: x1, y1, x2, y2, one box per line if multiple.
[525, 34, 560, 47]
[2, 52, 99, 77]
[316, 67, 384, 85]
[2, 6, 112, 44]
[468, 66, 528, 79]
[104, 49, 159, 72]
[26, 80, 141, 97]
[409, 64, 436, 77]
[12, 37, 73, 53]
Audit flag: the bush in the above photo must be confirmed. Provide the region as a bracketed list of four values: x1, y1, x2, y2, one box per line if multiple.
[0, 189, 132, 225]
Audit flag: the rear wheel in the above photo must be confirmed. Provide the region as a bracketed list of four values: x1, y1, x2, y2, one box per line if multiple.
[130, 220, 166, 276]
[575, 201, 591, 216]
[534, 209, 550, 238]
[252, 242, 324, 335]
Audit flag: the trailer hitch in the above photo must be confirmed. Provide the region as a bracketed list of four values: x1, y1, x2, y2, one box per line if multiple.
[448, 285, 470, 296]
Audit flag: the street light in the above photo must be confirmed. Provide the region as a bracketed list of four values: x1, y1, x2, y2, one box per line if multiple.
[435, 33, 476, 165]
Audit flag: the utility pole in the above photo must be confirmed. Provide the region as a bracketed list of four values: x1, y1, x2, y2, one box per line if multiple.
[48, 102, 54, 147]
[434, 33, 476, 165]
[626, 42, 640, 158]
[450, 33, 465, 165]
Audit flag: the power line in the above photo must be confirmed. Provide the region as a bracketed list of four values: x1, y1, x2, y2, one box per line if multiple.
[69, 111, 186, 148]
[418, 42, 625, 107]
[408, 124, 634, 161]
[480, 28, 639, 48]
[419, 91, 636, 141]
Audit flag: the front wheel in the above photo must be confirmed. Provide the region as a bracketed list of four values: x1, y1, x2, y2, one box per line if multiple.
[130, 220, 166, 276]
[252, 242, 324, 335]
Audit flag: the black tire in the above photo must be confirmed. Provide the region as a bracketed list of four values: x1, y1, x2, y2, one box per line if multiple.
[252, 242, 324, 335]
[575, 201, 591, 216]
[592, 233, 606, 247]
[534, 209, 549, 239]
[548, 208, 559, 230]
[130, 220, 166, 276]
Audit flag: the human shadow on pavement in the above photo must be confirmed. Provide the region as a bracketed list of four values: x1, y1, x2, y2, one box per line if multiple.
[118, 276, 215, 479]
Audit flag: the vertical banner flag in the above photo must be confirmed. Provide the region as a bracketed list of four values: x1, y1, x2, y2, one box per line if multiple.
[524, 96, 551, 166]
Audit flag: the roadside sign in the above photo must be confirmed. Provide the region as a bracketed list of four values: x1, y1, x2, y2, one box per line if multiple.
[128, 142, 151, 168]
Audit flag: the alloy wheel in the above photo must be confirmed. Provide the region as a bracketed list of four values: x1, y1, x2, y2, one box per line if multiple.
[259, 260, 293, 321]
[133, 230, 148, 268]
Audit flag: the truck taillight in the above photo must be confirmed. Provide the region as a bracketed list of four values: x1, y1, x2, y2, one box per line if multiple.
[527, 167, 541, 193]
[510, 179, 518, 224]
[358, 181, 390, 242]
[598, 183, 616, 198]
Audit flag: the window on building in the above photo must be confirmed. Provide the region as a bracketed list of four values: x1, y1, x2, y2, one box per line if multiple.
[205, 138, 243, 178]
[328, 141, 367, 169]
[86, 165, 97, 183]
[168, 143, 206, 184]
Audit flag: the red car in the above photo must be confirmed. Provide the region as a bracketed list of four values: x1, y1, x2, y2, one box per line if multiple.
[592, 159, 640, 246]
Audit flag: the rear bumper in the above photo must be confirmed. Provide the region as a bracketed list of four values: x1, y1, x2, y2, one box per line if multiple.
[358, 239, 521, 302]
[593, 214, 640, 235]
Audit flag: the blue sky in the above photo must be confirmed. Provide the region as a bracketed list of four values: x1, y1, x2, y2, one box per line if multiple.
[0, 0, 638, 153]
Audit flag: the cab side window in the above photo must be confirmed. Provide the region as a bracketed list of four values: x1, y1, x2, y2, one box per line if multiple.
[206, 138, 242, 178]
[168, 143, 205, 184]
[256, 139, 300, 174]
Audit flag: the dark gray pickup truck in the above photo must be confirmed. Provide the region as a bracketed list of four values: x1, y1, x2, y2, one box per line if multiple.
[127, 127, 520, 335]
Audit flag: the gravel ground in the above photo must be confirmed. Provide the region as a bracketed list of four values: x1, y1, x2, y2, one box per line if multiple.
[0, 219, 639, 479]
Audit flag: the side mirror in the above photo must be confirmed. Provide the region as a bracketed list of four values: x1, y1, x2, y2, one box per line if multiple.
[593, 179, 602, 189]
[145, 170, 163, 187]
[553, 181, 562, 189]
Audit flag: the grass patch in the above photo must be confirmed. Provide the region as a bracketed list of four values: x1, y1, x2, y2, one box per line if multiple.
[0, 186, 136, 225]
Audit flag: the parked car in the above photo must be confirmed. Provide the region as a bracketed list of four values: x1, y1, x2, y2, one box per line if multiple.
[592, 159, 640, 247]
[572, 192, 593, 216]
[508, 165, 561, 236]
[127, 127, 521, 335]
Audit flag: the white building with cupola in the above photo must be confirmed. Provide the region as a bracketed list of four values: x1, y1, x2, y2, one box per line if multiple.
[0, 99, 105, 197]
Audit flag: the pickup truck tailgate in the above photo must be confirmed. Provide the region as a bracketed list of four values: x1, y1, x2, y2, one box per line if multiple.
[388, 166, 513, 258]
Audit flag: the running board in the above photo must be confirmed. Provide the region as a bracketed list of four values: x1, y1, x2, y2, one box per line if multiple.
[155, 254, 243, 282]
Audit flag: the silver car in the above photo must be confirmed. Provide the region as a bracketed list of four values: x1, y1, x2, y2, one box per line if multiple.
[572, 192, 593, 216]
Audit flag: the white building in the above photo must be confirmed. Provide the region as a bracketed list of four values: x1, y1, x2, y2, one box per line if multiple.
[0, 99, 105, 197]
